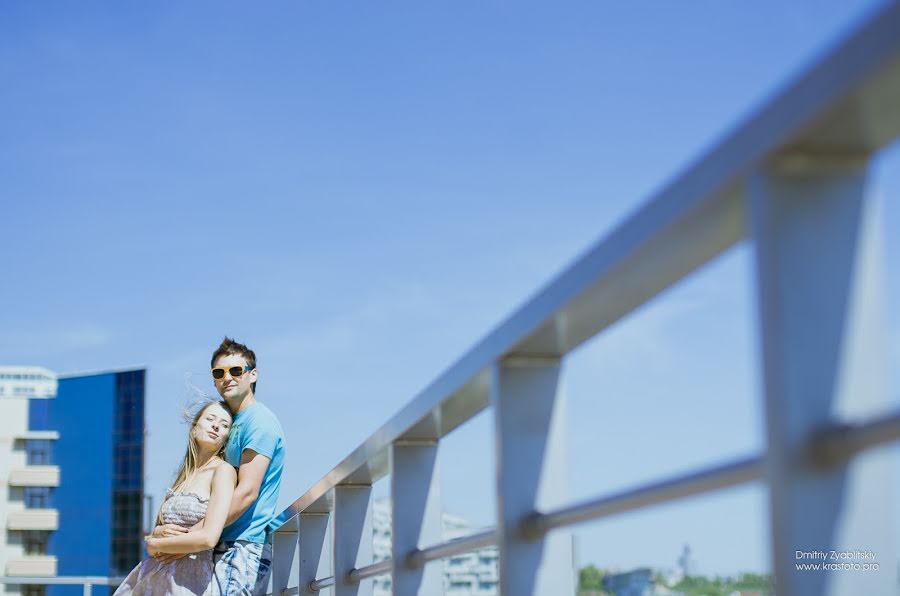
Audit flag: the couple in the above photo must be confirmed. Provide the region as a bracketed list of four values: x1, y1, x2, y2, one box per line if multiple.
[115, 337, 285, 596]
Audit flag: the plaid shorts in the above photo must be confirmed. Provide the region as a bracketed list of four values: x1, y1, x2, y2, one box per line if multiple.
[213, 539, 273, 596]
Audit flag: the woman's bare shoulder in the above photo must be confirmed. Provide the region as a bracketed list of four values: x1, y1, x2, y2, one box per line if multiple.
[212, 458, 237, 481]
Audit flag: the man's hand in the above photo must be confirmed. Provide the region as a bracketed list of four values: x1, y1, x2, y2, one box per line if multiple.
[152, 524, 188, 538]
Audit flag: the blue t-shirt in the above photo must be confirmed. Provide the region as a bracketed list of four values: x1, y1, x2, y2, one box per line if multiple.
[222, 402, 285, 543]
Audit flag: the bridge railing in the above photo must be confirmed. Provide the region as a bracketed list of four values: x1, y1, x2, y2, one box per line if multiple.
[265, 4, 900, 595]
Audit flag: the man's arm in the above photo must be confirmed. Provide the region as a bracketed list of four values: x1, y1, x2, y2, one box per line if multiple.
[225, 448, 270, 527]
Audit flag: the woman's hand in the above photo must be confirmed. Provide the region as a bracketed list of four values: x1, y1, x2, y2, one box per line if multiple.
[145, 536, 161, 557]
[145, 536, 188, 564]
[152, 524, 188, 538]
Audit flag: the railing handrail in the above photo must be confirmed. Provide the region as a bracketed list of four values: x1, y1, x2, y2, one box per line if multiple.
[272, 0, 900, 534]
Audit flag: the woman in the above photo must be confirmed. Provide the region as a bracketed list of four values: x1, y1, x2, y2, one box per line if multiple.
[115, 400, 237, 596]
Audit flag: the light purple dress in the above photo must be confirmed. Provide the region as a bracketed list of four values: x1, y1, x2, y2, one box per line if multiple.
[115, 490, 221, 596]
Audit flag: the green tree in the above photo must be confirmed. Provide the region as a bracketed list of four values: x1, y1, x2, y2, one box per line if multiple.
[732, 572, 774, 594]
[672, 572, 774, 596]
[673, 574, 729, 596]
[578, 564, 606, 592]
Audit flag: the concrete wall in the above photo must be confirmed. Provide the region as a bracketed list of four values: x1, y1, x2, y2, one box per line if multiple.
[0, 397, 32, 595]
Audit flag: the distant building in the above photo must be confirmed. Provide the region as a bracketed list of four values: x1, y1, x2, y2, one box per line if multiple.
[0, 367, 59, 594]
[602, 567, 654, 596]
[677, 543, 696, 578]
[372, 499, 499, 596]
[0, 366, 146, 595]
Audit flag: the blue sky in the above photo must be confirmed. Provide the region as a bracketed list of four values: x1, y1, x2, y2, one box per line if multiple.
[2, 0, 899, 579]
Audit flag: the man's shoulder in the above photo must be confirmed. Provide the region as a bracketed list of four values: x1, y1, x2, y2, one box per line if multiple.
[244, 402, 284, 435]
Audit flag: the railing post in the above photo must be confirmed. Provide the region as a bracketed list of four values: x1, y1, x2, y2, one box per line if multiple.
[333, 485, 373, 596]
[390, 440, 443, 595]
[299, 512, 332, 595]
[492, 357, 573, 596]
[83, 581, 92, 596]
[272, 528, 299, 596]
[750, 159, 895, 595]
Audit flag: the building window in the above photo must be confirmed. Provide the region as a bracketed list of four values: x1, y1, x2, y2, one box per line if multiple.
[28, 399, 53, 431]
[22, 587, 46, 596]
[24, 487, 53, 508]
[111, 370, 146, 575]
[23, 531, 49, 555]
[26, 439, 54, 465]
[111, 490, 143, 575]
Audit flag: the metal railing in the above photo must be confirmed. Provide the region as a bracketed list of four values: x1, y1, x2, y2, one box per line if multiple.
[0, 576, 123, 596]
[265, 3, 900, 595]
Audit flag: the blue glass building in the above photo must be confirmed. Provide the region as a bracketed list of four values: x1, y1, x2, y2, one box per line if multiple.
[47, 368, 145, 595]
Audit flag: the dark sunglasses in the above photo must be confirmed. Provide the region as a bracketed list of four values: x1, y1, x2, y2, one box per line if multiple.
[211, 365, 253, 380]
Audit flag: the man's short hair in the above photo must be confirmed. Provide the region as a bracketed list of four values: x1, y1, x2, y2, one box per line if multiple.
[211, 336, 257, 394]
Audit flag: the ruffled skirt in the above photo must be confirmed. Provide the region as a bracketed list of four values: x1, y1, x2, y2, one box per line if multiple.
[114, 550, 220, 596]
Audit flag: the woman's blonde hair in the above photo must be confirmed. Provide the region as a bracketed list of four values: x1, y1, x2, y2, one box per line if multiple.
[155, 400, 233, 526]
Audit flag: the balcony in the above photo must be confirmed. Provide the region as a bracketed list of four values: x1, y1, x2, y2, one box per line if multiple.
[7, 466, 60, 487]
[14, 431, 60, 441]
[6, 509, 59, 531]
[5, 555, 57, 577]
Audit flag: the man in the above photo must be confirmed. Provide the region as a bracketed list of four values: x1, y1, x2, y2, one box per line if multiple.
[209, 337, 285, 595]
[155, 337, 285, 595]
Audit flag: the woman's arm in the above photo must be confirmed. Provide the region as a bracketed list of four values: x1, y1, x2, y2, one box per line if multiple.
[151, 523, 189, 538]
[146, 464, 237, 555]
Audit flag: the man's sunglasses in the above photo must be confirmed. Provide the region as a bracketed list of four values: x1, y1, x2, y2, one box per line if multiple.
[211, 365, 253, 380]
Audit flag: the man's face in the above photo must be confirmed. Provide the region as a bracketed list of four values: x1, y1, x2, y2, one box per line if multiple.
[212, 353, 257, 402]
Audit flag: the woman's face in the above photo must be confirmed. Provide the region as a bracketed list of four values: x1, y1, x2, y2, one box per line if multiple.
[193, 403, 232, 452]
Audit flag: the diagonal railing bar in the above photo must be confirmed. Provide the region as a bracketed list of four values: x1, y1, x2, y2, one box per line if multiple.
[809, 407, 900, 466]
[298, 529, 501, 593]
[310, 530, 501, 589]
[348, 559, 393, 583]
[408, 528, 498, 568]
[523, 456, 765, 538]
[308, 575, 335, 592]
